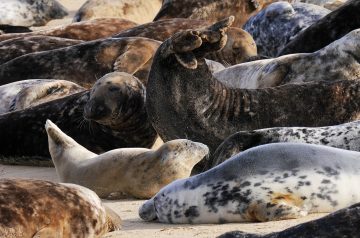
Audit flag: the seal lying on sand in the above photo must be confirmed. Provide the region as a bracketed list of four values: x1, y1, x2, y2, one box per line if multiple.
[0, 37, 161, 87]
[244, 2, 329, 57]
[218, 202, 360, 238]
[46, 120, 208, 199]
[154, 0, 285, 28]
[207, 121, 360, 170]
[139, 143, 360, 223]
[279, 0, 360, 55]
[0, 18, 138, 42]
[213, 29, 360, 89]
[146, 17, 360, 156]
[0, 0, 68, 27]
[0, 79, 85, 114]
[73, 0, 162, 24]
[114, 18, 257, 66]
[0, 72, 156, 166]
[0, 179, 121, 237]
[0, 36, 83, 65]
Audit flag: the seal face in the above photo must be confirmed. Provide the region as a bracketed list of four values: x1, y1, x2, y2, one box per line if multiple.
[140, 143, 360, 224]
[244, 2, 329, 57]
[0, 0, 68, 27]
[0, 37, 161, 87]
[46, 119, 209, 199]
[73, 0, 162, 24]
[208, 120, 360, 170]
[0, 178, 121, 237]
[218, 202, 360, 238]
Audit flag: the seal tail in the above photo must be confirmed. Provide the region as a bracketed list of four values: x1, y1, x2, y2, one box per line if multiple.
[104, 205, 122, 232]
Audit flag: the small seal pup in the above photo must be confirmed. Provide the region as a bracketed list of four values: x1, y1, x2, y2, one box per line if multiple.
[46, 120, 209, 199]
[0, 18, 138, 42]
[207, 120, 360, 170]
[0, 0, 68, 27]
[73, 0, 162, 24]
[218, 202, 360, 238]
[139, 143, 360, 224]
[146, 17, 360, 156]
[0, 37, 161, 87]
[0, 79, 85, 114]
[114, 18, 257, 66]
[279, 0, 360, 55]
[0, 72, 157, 165]
[0, 36, 83, 65]
[0, 179, 121, 237]
[244, 2, 329, 57]
[213, 28, 360, 89]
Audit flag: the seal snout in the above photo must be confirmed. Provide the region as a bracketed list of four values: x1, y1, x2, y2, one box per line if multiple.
[83, 99, 110, 121]
[139, 199, 157, 221]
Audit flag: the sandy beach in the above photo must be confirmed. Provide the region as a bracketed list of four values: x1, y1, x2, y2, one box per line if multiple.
[3, 0, 328, 237]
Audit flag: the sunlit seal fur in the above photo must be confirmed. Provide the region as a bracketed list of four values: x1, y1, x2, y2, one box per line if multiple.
[140, 143, 360, 223]
[146, 17, 360, 158]
[291, 0, 347, 10]
[244, 2, 329, 57]
[46, 120, 208, 199]
[207, 120, 360, 170]
[0, 37, 161, 87]
[0, 0, 68, 27]
[114, 18, 257, 65]
[213, 29, 360, 89]
[279, 0, 360, 55]
[0, 72, 156, 166]
[0, 79, 85, 114]
[0, 36, 83, 65]
[154, 0, 287, 27]
[0, 178, 121, 237]
[218, 202, 360, 238]
[0, 18, 138, 42]
[73, 0, 162, 24]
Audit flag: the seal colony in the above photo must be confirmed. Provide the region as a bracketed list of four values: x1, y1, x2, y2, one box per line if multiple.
[0, 72, 156, 165]
[140, 143, 360, 223]
[46, 119, 208, 199]
[0, 179, 121, 237]
[0, 37, 161, 87]
[208, 120, 360, 170]
[146, 17, 360, 154]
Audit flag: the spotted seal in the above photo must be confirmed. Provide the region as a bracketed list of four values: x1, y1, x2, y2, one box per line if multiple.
[0, 79, 85, 114]
[0, 178, 121, 237]
[140, 143, 360, 223]
[0, 36, 83, 65]
[46, 120, 208, 199]
[114, 18, 257, 66]
[0, 37, 161, 87]
[146, 17, 360, 158]
[154, 0, 286, 27]
[279, 0, 360, 55]
[73, 0, 162, 24]
[207, 120, 360, 170]
[0, 72, 156, 166]
[212, 28, 360, 89]
[0, 0, 68, 27]
[218, 202, 360, 238]
[243, 2, 329, 57]
[0, 18, 138, 42]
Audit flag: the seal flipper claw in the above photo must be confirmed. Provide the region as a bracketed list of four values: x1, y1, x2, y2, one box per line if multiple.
[207, 16, 235, 33]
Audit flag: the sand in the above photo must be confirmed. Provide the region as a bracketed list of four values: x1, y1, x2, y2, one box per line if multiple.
[3, 0, 327, 237]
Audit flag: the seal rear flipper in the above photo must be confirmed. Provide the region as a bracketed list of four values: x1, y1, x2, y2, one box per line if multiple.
[113, 46, 153, 74]
[33, 226, 62, 238]
[105, 205, 122, 232]
[45, 120, 79, 148]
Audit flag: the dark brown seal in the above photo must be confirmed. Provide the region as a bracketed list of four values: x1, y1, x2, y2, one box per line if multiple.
[146, 17, 360, 160]
[0, 36, 83, 65]
[0, 72, 157, 166]
[154, 0, 287, 27]
[0, 37, 161, 87]
[217, 202, 360, 238]
[279, 0, 360, 55]
[0, 18, 138, 42]
[0, 179, 121, 237]
[114, 18, 257, 65]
